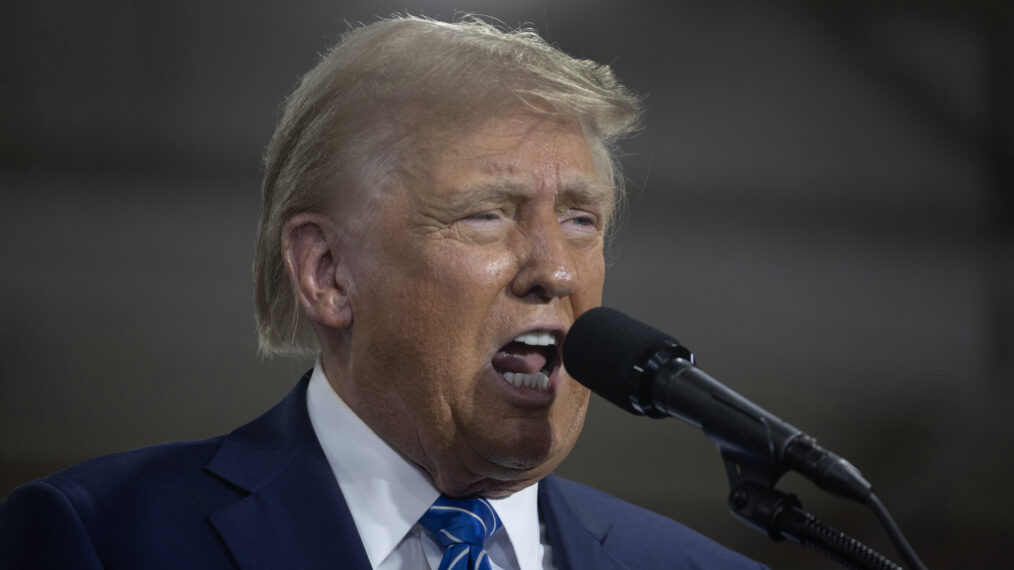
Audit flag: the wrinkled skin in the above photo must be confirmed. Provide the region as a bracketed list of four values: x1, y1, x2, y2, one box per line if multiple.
[307, 111, 613, 497]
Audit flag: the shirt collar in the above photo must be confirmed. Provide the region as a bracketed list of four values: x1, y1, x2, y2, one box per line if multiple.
[306, 360, 544, 570]
[489, 485, 543, 570]
[307, 361, 438, 568]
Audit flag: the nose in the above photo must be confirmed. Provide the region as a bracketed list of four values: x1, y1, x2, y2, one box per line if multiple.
[510, 218, 576, 301]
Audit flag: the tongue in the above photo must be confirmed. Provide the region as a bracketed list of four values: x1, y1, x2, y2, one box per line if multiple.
[493, 342, 549, 375]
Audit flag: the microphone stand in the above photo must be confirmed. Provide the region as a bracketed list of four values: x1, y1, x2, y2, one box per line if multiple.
[721, 452, 909, 569]
[560, 306, 929, 568]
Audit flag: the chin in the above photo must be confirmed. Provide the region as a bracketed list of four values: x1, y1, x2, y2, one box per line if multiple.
[479, 442, 567, 492]
[479, 479, 540, 500]
[465, 466, 550, 499]
[432, 468, 540, 499]
[432, 442, 563, 499]
[478, 428, 560, 471]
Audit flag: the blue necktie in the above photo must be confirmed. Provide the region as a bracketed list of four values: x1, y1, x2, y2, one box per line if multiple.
[419, 495, 501, 570]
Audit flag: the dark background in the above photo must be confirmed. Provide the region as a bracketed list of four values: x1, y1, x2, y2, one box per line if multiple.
[2, 1, 1012, 568]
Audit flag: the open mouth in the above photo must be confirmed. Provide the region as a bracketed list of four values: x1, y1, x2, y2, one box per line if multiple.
[491, 330, 561, 391]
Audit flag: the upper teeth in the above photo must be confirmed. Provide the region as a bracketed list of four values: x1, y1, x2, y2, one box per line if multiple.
[514, 331, 556, 346]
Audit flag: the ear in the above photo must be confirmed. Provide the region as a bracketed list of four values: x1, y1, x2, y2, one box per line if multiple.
[281, 213, 353, 330]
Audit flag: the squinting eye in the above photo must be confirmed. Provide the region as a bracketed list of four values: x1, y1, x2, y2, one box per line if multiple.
[467, 212, 500, 222]
[561, 211, 599, 230]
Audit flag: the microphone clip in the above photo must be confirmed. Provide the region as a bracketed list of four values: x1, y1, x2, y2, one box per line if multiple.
[627, 341, 693, 418]
[721, 450, 903, 569]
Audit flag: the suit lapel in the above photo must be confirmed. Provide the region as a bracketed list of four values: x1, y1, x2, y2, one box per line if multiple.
[204, 375, 371, 570]
[201, 376, 630, 570]
[539, 475, 627, 570]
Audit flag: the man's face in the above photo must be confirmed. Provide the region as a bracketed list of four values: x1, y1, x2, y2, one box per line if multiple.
[331, 111, 611, 497]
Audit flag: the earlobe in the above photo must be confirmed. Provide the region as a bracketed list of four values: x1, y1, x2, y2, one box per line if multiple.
[281, 213, 353, 329]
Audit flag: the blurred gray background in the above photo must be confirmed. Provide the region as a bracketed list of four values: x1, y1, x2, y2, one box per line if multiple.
[2, 1, 1012, 568]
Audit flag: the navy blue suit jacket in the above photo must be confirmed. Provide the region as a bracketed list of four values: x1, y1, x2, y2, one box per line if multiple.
[1, 375, 766, 569]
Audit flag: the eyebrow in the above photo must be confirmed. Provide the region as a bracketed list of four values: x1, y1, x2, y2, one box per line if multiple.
[556, 178, 614, 209]
[473, 156, 613, 203]
[444, 177, 614, 213]
[458, 179, 531, 199]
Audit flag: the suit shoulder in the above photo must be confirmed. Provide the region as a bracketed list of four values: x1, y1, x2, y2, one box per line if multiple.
[6, 437, 232, 530]
[548, 475, 671, 522]
[547, 476, 768, 569]
[1, 437, 236, 569]
[47, 437, 226, 496]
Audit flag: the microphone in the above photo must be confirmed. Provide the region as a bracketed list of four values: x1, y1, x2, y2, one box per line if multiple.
[562, 307, 872, 504]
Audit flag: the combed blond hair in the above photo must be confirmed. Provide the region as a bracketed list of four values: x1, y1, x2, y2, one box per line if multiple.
[254, 14, 643, 356]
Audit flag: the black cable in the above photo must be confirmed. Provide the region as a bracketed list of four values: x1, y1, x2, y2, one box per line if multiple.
[867, 492, 929, 570]
[729, 483, 908, 569]
[777, 504, 902, 569]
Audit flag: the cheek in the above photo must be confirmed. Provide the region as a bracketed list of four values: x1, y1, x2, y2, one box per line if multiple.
[369, 246, 517, 363]
[573, 250, 606, 301]
[481, 254, 516, 284]
[412, 247, 518, 311]
[555, 380, 589, 425]
[428, 240, 516, 279]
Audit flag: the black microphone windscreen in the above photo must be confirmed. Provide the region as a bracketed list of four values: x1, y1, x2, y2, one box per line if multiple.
[562, 307, 680, 414]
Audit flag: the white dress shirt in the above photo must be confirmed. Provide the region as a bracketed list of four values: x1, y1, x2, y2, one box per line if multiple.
[306, 362, 555, 570]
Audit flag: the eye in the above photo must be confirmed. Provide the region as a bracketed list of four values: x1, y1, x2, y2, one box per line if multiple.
[460, 208, 513, 230]
[559, 209, 601, 231]
[467, 211, 501, 222]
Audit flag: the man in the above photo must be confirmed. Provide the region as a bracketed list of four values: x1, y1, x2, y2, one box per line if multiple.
[1, 16, 766, 569]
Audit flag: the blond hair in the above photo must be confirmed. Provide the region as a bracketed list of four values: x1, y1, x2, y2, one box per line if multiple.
[254, 15, 643, 356]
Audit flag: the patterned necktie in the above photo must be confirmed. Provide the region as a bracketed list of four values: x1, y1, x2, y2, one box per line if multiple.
[418, 495, 502, 570]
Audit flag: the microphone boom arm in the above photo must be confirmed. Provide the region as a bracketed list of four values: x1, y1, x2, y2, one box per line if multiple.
[640, 352, 873, 503]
